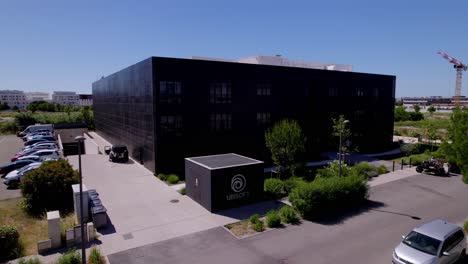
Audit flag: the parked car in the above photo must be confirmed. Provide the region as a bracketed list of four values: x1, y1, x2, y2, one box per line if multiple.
[17, 124, 53, 137]
[24, 138, 54, 147]
[393, 219, 466, 264]
[21, 143, 57, 153]
[23, 132, 53, 141]
[22, 142, 57, 151]
[109, 145, 129, 162]
[0, 159, 37, 177]
[17, 155, 44, 162]
[12, 147, 58, 162]
[25, 135, 55, 142]
[26, 149, 60, 160]
[3, 162, 42, 187]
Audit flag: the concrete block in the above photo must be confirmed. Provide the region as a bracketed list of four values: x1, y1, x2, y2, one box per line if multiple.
[72, 184, 89, 222]
[37, 239, 52, 254]
[66, 228, 75, 247]
[87, 222, 95, 242]
[47, 210, 61, 249]
[74, 225, 87, 244]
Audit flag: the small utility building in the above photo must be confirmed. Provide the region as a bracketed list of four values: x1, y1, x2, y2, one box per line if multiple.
[185, 153, 264, 212]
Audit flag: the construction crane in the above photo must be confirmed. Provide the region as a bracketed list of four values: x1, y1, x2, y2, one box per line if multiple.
[437, 51, 467, 106]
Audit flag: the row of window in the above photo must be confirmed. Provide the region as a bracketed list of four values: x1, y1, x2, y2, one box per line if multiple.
[160, 81, 382, 104]
[159, 112, 271, 134]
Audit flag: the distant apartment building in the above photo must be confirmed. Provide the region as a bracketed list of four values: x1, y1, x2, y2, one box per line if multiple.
[52, 91, 79, 106]
[78, 94, 93, 107]
[401, 96, 467, 107]
[0, 90, 27, 109]
[25, 92, 50, 102]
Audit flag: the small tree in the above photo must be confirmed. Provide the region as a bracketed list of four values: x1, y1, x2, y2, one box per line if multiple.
[21, 159, 79, 215]
[443, 108, 468, 182]
[265, 119, 305, 178]
[427, 106, 436, 115]
[332, 115, 351, 155]
[413, 104, 421, 113]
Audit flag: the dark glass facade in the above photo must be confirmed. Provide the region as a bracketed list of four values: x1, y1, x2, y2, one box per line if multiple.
[93, 56, 396, 174]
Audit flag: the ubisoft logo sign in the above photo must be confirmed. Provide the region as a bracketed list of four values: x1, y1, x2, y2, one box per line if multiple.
[231, 174, 246, 193]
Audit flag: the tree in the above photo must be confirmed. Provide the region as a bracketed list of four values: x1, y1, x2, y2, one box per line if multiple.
[443, 108, 468, 183]
[12, 105, 19, 111]
[394, 106, 409, 121]
[413, 104, 421, 113]
[427, 106, 436, 115]
[20, 159, 79, 215]
[332, 115, 351, 154]
[265, 119, 306, 178]
[425, 124, 438, 151]
[79, 106, 94, 129]
[0, 102, 10, 110]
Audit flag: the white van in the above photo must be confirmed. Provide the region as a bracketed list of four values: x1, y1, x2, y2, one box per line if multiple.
[18, 124, 53, 137]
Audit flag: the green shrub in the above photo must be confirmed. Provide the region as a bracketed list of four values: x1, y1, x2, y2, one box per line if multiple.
[56, 250, 81, 264]
[167, 174, 179, 184]
[264, 178, 284, 197]
[253, 220, 264, 232]
[289, 174, 368, 219]
[463, 171, 468, 184]
[157, 173, 168, 181]
[18, 258, 42, 264]
[279, 206, 299, 224]
[317, 160, 354, 178]
[0, 225, 21, 262]
[377, 164, 388, 174]
[179, 187, 186, 195]
[351, 162, 376, 177]
[0, 121, 17, 134]
[249, 214, 260, 224]
[88, 247, 104, 264]
[266, 210, 281, 228]
[464, 221, 468, 233]
[20, 159, 79, 215]
[283, 177, 306, 194]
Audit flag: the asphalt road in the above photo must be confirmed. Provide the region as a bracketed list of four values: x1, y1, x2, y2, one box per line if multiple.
[108, 173, 468, 264]
[0, 135, 23, 200]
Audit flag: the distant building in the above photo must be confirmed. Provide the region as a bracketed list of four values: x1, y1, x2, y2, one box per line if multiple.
[78, 94, 93, 107]
[52, 91, 79, 107]
[401, 96, 466, 107]
[0, 90, 27, 109]
[25, 92, 50, 102]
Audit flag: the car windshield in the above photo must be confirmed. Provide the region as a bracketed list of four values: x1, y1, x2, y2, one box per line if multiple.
[403, 231, 441, 256]
[112, 146, 127, 152]
[18, 165, 34, 173]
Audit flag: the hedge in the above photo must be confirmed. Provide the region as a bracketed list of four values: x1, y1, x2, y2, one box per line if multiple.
[266, 210, 281, 228]
[288, 174, 368, 219]
[279, 206, 299, 224]
[0, 225, 21, 262]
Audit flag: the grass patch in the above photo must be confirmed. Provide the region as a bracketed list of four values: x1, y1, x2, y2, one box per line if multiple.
[60, 213, 76, 244]
[225, 219, 258, 237]
[394, 118, 450, 130]
[0, 198, 47, 256]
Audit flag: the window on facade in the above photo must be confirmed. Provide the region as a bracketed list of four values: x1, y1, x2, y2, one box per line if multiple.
[373, 88, 379, 97]
[329, 87, 339, 96]
[256, 82, 271, 96]
[160, 81, 182, 103]
[210, 113, 232, 131]
[210, 82, 231, 104]
[256, 112, 271, 125]
[356, 88, 364, 97]
[160, 115, 182, 135]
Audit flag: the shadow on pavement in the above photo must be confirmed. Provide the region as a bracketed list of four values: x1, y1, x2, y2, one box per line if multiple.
[215, 200, 288, 220]
[97, 215, 117, 235]
[307, 200, 386, 225]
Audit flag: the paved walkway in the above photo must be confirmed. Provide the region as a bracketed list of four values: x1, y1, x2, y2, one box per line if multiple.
[368, 167, 419, 187]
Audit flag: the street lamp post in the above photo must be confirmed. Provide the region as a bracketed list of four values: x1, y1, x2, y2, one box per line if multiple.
[338, 120, 350, 177]
[75, 135, 86, 264]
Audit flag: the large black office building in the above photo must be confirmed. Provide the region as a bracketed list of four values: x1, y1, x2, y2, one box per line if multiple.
[93, 56, 396, 174]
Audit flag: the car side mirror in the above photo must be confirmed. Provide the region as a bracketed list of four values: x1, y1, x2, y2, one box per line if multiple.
[442, 251, 450, 256]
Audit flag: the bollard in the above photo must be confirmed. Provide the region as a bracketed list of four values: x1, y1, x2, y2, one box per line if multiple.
[409, 158, 412, 168]
[392, 160, 395, 172]
[401, 159, 404, 170]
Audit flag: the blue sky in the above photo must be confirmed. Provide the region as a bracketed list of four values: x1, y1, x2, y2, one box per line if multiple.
[0, 0, 467, 97]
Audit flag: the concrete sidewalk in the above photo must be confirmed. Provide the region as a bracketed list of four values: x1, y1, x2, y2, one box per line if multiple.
[368, 167, 419, 187]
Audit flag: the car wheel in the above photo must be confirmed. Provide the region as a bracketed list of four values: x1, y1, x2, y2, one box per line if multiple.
[416, 166, 423, 173]
[460, 249, 466, 261]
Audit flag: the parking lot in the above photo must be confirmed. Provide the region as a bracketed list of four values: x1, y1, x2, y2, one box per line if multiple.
[0, 135, 24, 200]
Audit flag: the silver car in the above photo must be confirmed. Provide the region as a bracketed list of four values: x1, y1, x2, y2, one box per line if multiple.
[393, 219, 466, 264]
